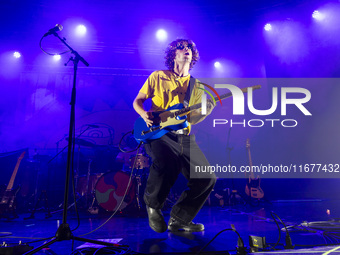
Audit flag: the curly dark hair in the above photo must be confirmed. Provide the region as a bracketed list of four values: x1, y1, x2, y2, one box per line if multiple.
[164, 39, 199, 71]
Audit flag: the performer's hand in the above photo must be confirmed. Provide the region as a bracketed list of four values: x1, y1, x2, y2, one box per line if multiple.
[206, 100, 216, 115]
[141, 111, 154, 127]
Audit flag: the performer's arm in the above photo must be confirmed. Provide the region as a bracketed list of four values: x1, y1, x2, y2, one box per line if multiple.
[133, 92, 154, 127]
[188, 82, 215, 125]
[188, 101, 215, 125]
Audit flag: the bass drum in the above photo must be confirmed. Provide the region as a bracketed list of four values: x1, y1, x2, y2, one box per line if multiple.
[76, 173, 103, 197]
[95, 171, 135, 212]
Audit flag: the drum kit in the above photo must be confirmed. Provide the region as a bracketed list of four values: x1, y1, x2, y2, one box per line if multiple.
[73, 139, 151, 214]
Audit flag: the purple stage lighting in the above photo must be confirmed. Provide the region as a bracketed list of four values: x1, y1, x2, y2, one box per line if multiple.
[156, 29, 167, 42]
[214, 61, 221, 69]
[312, 10, 325, 21]
[76, 24, 87, 36]
[13, 51, 21, 58]
[264, 23, 272, 31]
[53, 55, 61, 61]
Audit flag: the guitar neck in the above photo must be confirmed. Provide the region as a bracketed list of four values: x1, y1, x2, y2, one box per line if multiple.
[246, 139, 255, 179]
[172, 85, 261, 117]
[6, 151, 26, 191]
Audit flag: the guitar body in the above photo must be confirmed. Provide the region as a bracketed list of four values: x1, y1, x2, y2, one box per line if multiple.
[0, 187, 20, 217]
[134, 103, 189, 143]
[0, 150, 26, 218]
[245, 139, 264, 200]
[245, 177, 264, 199]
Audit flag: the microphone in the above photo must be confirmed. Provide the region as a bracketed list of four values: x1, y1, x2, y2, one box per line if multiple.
[44, 24, 63, 37]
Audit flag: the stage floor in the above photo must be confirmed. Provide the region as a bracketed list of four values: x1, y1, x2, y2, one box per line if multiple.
[1, 199, 340, 254]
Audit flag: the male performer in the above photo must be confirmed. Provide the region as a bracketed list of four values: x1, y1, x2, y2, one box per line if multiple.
[133, 39, 216, 233]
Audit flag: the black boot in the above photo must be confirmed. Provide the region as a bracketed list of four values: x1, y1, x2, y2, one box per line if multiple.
[168, 217, 204, 232]
[146, 205, 167, 233]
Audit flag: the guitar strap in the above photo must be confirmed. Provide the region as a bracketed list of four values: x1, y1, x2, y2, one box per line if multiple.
[183, 75, 195, 107]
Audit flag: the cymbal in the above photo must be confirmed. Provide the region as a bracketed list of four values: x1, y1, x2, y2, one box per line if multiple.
[66, 137, 95, 147]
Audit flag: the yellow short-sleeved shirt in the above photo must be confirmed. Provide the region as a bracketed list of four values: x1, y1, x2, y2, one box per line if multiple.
[140, 70, 204, 113]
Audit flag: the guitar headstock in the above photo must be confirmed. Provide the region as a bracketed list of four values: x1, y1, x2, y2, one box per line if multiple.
[18, 151, 26, 161]
[246, 138, 250, 149]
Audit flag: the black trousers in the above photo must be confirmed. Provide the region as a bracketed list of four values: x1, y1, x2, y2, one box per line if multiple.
[144, 132, 216, 224]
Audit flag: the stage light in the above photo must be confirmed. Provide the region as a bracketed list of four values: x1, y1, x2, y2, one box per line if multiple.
[264, 23, 272, 31]
[13, 51, 21, 58]
[76, 24, 87, 36]
[156, 29, 167, 42]
[214, 61, 221, 69]
[53, 55, 61, 61]
[312, 10, 324, 21]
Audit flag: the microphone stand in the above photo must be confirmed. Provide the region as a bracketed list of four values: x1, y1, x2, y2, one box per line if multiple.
[25, 32, 117, 254]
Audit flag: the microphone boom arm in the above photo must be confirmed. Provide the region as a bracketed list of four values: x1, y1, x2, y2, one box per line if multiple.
[53, 33, 89, 67]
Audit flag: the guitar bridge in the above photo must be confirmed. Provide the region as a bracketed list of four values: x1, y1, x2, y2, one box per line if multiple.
[141, 126, 161, 135]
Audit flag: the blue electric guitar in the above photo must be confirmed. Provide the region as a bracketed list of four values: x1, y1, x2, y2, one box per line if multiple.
[133, 85, 261, 143]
